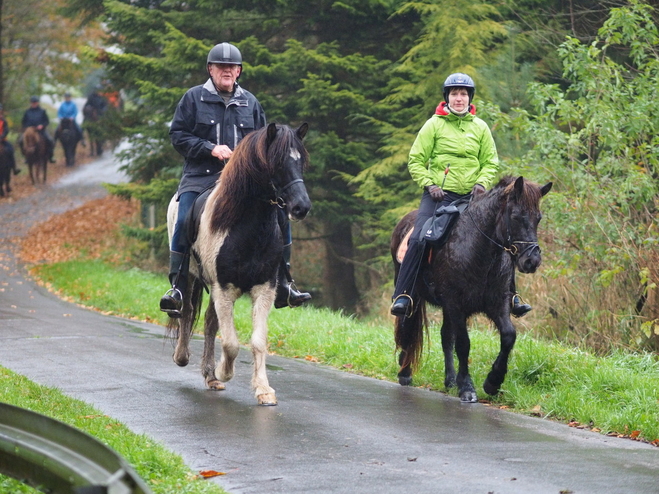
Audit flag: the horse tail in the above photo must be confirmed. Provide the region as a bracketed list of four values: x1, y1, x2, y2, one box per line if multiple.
[394, 301, 427, 372]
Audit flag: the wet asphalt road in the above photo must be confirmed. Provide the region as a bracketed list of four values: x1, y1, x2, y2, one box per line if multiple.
[0, 153, 657, 494]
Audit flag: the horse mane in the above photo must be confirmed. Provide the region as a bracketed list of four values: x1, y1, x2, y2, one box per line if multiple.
[23, 127, 40, 154]
[210, 124, 308, 233]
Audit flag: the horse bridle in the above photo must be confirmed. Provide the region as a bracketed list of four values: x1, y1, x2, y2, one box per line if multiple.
[269, 178, 303, 208]
[467, 198, 540, 259]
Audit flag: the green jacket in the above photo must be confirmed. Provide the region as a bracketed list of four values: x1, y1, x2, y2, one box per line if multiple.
[408, 110, 499, 194]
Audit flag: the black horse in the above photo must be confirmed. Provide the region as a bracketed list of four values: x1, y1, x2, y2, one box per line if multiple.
[55, 118, 81, 167]
[165, 122, 311, 406]
[0, 142, 11, 197]
[391, 176, 552, 402]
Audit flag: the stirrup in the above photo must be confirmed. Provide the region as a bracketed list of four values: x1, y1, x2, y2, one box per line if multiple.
[511, 293, 532, 318]
[391, 294, 414, 318]
[275, 281, 311, 309]
[160, 287, 183, 318]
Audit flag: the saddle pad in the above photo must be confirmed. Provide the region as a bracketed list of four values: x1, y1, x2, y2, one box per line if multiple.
[396, 228, 414, 264]
[185, 186, 214, 245]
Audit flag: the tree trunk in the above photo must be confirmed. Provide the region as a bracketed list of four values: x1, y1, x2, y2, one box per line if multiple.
[322, 219, 359, 313]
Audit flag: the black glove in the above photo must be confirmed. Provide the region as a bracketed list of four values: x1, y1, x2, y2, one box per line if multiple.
[471, 184, 486, 197]
[426, 185, 445, 202]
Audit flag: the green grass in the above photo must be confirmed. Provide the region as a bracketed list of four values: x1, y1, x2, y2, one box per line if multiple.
[0, 366, 227, 493]
[23, 259, 659, 447]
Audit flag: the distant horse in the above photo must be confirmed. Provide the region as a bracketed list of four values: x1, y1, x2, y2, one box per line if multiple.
[55, 118, 80, 167]
[82, 104, 103, 157]
[20, 126, 48, 185]
[166, 122, 311, 406]
[391, 176, 552, 402]
[0, 142, 11, 197]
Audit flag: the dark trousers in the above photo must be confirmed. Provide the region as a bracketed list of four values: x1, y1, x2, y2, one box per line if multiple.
[392, 190, 466, 300]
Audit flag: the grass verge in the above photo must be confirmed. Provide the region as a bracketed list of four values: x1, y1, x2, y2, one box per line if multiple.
[27, 259, 659, 447]
[0, 366, 227, 493]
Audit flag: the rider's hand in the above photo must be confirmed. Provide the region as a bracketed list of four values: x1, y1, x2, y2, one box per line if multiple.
[426, 185, 445, 202]
[211, 144, 232, 160]
[471, 184, 486, 197]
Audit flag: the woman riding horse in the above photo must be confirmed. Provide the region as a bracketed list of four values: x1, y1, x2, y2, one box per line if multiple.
[390, 73, 531, 319]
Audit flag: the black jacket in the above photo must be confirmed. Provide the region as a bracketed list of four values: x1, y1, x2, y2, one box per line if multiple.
[22, 107, 50, 129]
[170, 79, 266, 194]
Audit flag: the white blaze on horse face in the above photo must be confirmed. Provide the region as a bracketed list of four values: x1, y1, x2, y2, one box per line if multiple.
[289, 148, 301, 161]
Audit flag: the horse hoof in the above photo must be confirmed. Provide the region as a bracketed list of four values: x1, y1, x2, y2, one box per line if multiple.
[257, 393, 277, 406]
[173, 355, 189, 367]
[206, 379, 226, 390]
[483, 379, 500, 396]
[460, 391, 479, 403]
[398, 375, 412, 386]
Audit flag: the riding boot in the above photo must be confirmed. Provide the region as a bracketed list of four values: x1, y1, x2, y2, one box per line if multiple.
[510, 275, 532, 318]
[274, 245, 311, 309]
[160, 251, 189, 318]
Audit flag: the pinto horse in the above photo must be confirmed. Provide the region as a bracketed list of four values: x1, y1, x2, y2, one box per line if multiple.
[391, 176, 552, 402]
[166, 122, 311, 406]
[20, 126, 48, 184]
[55, 118, 80, 167]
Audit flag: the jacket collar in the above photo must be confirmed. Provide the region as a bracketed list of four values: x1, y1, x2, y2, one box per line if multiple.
[435, 101, 476, 117]
[200, 79, 247, 103]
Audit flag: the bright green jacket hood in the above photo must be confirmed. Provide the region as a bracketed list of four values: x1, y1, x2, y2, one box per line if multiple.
[407, 110, 499, 195]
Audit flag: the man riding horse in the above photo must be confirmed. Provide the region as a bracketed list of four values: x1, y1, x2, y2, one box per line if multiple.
[21, 96, 56, 164]
[159, 42, 312, 317]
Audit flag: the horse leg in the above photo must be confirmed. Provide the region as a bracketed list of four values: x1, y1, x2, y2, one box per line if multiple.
[483, 315, 517, 396]
[250, 285, 277, 405]
[202, 298, 225, 390]
[452, 315, 478, 403]
[213, 286, 240, 384]
[395, 300, 425, 386]
[28, 164, 35, 185]
[441, 319, 456, 389]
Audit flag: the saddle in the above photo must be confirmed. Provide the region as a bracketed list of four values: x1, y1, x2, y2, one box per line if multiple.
[395, 196, 470, 263]
[185, 186, 214, 245]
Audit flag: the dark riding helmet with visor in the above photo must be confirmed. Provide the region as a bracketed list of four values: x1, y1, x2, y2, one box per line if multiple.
[207, 42, 242, 75]
[443, 73, 475, 104]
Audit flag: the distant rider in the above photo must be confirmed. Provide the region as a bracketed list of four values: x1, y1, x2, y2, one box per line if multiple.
[21, 96, 56, 163]
[0, 104, 20, 175]
[57, 92, 85, 144]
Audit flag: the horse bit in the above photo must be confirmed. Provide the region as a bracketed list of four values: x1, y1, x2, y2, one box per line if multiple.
[269, 178, 303, 208]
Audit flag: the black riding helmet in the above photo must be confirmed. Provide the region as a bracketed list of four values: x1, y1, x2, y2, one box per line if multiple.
[443, 73, 475, 104]
[207, 42, 242, 76]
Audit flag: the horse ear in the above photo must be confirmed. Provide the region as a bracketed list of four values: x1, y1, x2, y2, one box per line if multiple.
[513, 176, 525, 198]
[296, 122, 309, 140]
[266, 123, 278, 147]
[540, 182, 553, 197]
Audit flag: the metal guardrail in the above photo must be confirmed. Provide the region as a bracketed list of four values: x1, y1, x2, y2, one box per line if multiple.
[0, 402, 153, 493]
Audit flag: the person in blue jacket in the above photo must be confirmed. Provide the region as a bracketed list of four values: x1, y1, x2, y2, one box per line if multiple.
[160, 42, 311, 317]
[57, 92, 84, 144]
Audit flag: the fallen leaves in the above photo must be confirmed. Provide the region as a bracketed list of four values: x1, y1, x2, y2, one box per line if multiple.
[199, 470, 226, 479]
[18, 195, 139, 265]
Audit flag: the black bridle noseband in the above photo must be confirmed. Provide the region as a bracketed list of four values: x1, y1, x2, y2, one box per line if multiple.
[269, 178, 303, 208]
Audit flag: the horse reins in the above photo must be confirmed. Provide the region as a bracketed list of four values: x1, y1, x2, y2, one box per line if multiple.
[466, 198, 540, 259]
[269, 178, 303, 208]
